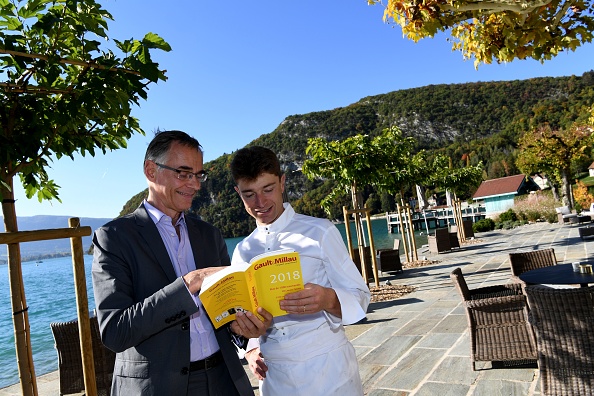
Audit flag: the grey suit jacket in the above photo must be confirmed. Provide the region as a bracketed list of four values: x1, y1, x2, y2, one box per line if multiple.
[91, 204, 253, 395]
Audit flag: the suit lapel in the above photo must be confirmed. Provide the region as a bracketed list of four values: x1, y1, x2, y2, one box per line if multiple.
[134, 204, 178, 282]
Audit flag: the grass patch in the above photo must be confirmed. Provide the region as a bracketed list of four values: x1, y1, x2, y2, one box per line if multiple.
[578, 175, 594, 187]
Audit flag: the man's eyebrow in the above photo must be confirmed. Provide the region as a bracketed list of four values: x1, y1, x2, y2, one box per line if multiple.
[176, 165, 205, 172]
[239, 182, 276, 193]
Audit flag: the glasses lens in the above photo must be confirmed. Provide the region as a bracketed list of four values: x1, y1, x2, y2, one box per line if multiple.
[176, 171, 191, 180]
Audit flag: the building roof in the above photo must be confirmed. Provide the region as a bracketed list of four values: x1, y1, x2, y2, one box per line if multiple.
[589, 161, 594, 170]
[473, 174, 531, 199]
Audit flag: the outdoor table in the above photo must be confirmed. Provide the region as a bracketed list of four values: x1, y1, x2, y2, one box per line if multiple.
[519, 263, 594, 287]
[579, 226, 594, 240]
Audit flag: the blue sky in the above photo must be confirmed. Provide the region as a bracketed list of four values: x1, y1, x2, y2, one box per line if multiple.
[11, 0, 594, 219]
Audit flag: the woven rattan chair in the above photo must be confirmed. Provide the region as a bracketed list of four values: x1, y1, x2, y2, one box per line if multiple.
[50, 316, 115, 395]
[428, 227, 451, 253]
[449, 229, 460, 249]
[509, 248, 557, 282]
[376, 239, 403, 273]
[525, 285, 594, 395]
[462, 219, 475, 239]
[352, 246, 373, 278]
[450, 268, 537, 370]
[450, 220, 475, 242]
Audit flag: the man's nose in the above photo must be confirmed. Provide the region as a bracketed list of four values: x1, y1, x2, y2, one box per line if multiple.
[187, 175, 202, 188]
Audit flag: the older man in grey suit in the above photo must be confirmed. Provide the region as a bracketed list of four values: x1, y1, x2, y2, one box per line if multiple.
[92, 130, 271, 395]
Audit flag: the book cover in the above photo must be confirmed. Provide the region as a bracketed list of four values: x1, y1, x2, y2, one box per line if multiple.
[199, 249, 303, 328]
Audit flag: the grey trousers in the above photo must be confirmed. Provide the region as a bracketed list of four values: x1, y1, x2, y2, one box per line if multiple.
[187, 362, 243, 396]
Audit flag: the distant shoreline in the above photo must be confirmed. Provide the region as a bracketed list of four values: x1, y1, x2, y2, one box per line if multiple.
[332, 213, 387, 224]
[0, 251, 76, 265]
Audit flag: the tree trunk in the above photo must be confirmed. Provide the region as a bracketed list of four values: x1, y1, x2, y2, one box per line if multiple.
[1, 178, 38, 396]
[560, 168, 572, 210]
[548, 177, 560, 201]
[350, 183, 369, 283]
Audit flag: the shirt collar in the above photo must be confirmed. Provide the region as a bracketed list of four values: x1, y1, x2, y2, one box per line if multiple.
[143, 199, 185, 226]
[256, 202, 294, 234]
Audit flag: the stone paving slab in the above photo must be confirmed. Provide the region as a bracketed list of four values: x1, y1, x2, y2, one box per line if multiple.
[374, 347, 445, 391]
[415, 382, 470, 396]
[360, 335, 422, 365]
[429, 356, 481, 385]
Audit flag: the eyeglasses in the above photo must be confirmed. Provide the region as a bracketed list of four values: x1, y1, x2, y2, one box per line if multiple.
[155, 162, 208, 182]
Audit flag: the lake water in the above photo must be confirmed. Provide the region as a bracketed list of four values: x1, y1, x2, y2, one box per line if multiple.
[0, 217, 425, 388]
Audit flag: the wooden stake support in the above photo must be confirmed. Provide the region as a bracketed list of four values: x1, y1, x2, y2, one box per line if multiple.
[0, 219, 95, 396]
[343, 206, 380, 287]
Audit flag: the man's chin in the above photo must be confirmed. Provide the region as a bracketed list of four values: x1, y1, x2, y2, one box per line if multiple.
[179, 202, 193, 211]
[256, 215, 273, 225]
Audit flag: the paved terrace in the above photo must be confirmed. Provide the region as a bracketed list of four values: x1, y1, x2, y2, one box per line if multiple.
[1, 221, 592, 395]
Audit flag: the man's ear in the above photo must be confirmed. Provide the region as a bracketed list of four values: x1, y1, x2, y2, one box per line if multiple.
[280, 174, 286, 191]
[234, 186, 240, 195]
[144, 160, 156, 181]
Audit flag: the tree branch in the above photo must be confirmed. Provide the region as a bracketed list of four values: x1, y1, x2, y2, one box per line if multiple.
[0, 83, 74, 95]
[551, 0, 574, 28]
[0, 49, 141, 76]
[440, 0, 552, 14]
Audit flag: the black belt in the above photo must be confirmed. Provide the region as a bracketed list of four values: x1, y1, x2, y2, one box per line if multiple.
[189, 351, 223, 371]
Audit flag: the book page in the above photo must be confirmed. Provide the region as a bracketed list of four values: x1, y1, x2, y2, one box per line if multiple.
[247, 250, 304, 317]
[199, 265, 254, 329]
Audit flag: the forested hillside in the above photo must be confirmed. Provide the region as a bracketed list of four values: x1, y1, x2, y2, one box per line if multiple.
[120, 71, 594, 238]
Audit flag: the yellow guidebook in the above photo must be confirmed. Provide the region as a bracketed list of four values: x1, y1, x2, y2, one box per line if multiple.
[199, 249, 303, 329]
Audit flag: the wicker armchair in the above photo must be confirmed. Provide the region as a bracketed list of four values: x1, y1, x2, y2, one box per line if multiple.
[556, 205, 578, 224]
[376, 239, 403, 273]
[449, 229, 460, 249]
[450, 220, 475, 242]
[450, 268, 537, 370]
[509, 248, 557, 282]
[351, 246, 373, 278]
[462, 220, 475, 239]
[525, 285, 594, 395]
[50, 316, 115, 396]
[428, 228, 451, 253]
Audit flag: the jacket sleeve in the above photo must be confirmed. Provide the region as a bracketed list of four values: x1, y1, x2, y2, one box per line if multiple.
[91, 222, 199, 353]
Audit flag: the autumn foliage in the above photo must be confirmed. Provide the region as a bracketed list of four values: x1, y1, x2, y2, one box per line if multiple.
[573, 180, 594, 211]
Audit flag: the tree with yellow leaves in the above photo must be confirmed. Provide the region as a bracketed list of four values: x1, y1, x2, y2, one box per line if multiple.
[369, 0, 594, 67]
[516, 123, 594, 209]
[573, 180, 594, 210]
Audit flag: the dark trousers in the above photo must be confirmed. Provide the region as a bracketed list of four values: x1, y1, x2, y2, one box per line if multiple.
[187, 362, 241, 396]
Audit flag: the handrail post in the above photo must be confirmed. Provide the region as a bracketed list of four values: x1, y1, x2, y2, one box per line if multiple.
[69, 218, 97, 396]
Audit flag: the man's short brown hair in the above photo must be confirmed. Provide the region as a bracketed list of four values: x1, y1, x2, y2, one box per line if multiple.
[230, 146, 282, 182]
